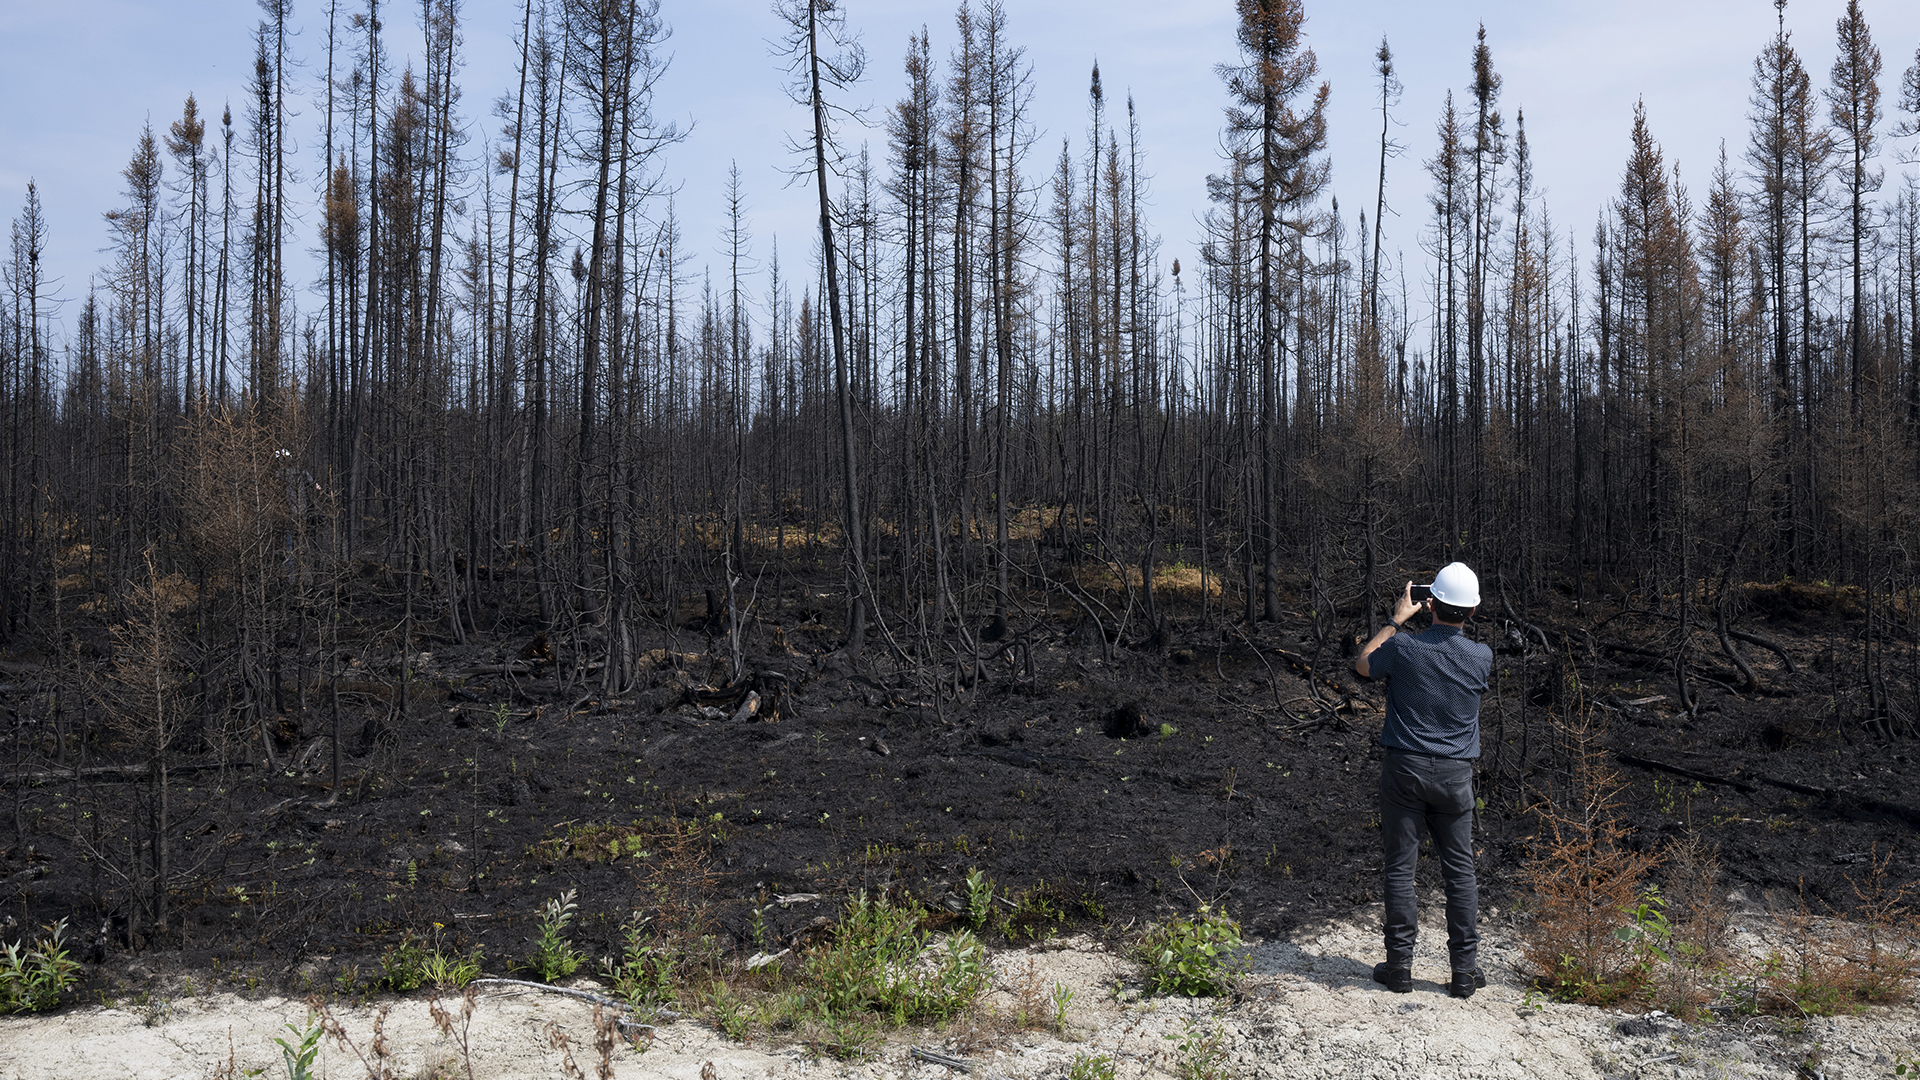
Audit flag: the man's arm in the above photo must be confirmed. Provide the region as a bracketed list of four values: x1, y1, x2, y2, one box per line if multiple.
[1355, 581, 1424, 679]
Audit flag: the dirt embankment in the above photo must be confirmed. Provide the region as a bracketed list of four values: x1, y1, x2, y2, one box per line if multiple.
[2, 903, 1914, 1080]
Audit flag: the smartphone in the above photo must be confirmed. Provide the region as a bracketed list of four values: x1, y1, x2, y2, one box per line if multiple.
[1410, 585, 1432, 602]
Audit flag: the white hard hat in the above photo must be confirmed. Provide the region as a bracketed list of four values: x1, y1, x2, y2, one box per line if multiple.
[1427, 562, 1480, 608]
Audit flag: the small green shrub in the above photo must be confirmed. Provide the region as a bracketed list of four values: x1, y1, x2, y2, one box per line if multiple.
[1067, 1052, 1118, 1080]
[1168, 1019, 1230, 1080]
[606, 941, 675, 1007]
[422, 947, 485, 990]
[962, 868, 995, 931]
[761, 987, 812, 1032]
[1136, 905, 1244, 997]
[0, 918, 82, 1014]
[805, 893, 988, 1023]
[273, 1015, 324, 1080]
[706, 979, 751, 1041]
[528, 888, 583, 983]
[809, 1008, 879, 1061]
[378, 932, 484, 991]
[1050, 981, 1075, 1030]
[999, 883, 1070, 941]
[378, 937, 431, 992]
[602, 916, 718, 1007]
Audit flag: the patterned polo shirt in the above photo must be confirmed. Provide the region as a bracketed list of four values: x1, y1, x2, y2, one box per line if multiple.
[1369, 624, 1492, 759]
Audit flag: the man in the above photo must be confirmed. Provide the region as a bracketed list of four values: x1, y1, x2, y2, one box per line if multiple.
[1352, 562, 1493, 998]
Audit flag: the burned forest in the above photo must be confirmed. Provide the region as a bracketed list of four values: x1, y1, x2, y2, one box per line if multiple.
[2, 0, 1919, 1021]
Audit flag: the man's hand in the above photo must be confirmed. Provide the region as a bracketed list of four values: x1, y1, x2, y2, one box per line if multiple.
[1391, 581, 1423, 628]
[1356, 582, 1425, 679]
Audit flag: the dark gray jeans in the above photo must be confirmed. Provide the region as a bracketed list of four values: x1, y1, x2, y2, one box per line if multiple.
[1380, 748, 1478, 972]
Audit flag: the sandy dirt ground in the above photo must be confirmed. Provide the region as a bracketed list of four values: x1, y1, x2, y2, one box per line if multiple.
[3, 899, 1915, 1080]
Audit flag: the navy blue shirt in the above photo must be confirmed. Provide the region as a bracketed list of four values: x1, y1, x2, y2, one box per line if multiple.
[1369, 624, 1492, 759]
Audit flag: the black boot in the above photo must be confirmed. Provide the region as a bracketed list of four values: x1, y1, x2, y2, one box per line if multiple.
[1447, 968, 1486, 999]
[1372, 962, 1412, 994]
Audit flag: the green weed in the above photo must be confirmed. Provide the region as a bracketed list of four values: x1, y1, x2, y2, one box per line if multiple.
[1050, 981, 1075, 1030]
[808, 1008, 879, 1060]
[603, 915, 720, 1007]
[1067, 1052, 1118, 1080]
[998, 882, 1071, 941]
[528, 888, 583, 983]
[0, 919, 82, 1014]
[378, 931, 484, 991]
[804, 893, 987, 1023]
[963, 868, 995, 931]
[1136, 905, 1245, 997]
[1168, 1018, 1230, 1080]
[706, 979, 751, 1041]
[273, 1015, 324, 1080]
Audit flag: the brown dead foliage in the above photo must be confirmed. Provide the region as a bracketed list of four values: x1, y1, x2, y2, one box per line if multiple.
[1518, 712, 1667, 1006]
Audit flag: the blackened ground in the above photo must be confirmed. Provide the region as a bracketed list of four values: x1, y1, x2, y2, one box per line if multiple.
[0, 578, 1914, 995]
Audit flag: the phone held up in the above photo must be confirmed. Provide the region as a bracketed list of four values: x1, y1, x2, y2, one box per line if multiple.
[1410, 585, 1432, 603]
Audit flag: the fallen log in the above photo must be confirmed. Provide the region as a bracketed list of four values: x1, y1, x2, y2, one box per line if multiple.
[448, 661, 541, 677]
[910, 1046, 1015, 1080]
[1612, 751, 1758, 793]
[911, 1047, 974, 1073]
[468, 977, 662, 1047]
[1610, 752, 1920, 832]
[468, 978, 680, 1020]
[1606, 607, 1798, 677]
[1723, 627, 1795, 674]
[1267, 644, 1352, 700]
[1751, 775, 1920, 831]
[965, 747, 1065, 771]
[1750, 773, 1830, 799]
[11, 761, 237, 783]
[1599, 640, 1667, 660]
[1595, 643, 1745, 698]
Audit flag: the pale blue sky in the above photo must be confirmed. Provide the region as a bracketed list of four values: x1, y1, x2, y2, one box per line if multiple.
[4, 0, 1917, 347]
